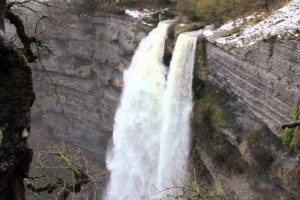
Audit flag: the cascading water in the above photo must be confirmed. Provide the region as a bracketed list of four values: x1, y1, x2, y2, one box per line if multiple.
[105, 21, 170, 200]
[157, 33, 197, 195]
[105, 21, 198, 200]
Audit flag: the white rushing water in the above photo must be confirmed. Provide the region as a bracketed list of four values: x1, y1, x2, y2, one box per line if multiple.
[105, 21, 198, 200]
[157, 33, 197, 195]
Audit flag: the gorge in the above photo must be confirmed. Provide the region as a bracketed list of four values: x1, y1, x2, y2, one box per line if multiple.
[0, 0, 300, 199]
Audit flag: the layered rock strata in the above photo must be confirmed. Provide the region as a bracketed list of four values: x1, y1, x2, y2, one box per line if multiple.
[193, 38, 300, 199]
[197, 40, 300, 133]
[192, 83, 300, 200]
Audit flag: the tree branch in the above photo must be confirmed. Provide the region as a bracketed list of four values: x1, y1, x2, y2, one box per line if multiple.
[282, 120, 300, 129]
[25, 151, 91, 200]
[0, 0, 5, 31]
[4, 7, 40, 62]
[52, 151, 89, 181]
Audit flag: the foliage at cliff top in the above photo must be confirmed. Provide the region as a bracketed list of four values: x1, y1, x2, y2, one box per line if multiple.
[216, 0, 300, 47]
[122, 0, 298, 48]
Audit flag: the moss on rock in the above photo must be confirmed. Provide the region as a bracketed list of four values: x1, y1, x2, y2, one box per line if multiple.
[280, 102, 300, 151]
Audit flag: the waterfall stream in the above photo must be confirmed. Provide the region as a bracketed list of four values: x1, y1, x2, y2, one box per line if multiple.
[105, 21, 198, 200]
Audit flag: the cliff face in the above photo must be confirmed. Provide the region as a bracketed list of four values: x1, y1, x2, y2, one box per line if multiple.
[192, 39, 300, 199]
[30, 9, 149, 159]
[0, 31, 35, 200]
[197, 40, 300, 133]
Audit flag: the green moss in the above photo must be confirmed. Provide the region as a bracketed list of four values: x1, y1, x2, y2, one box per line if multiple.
[198, 92, 228, 129]
[192, 85, 233, 141]
[290, 127, 300, 150]
[198, 54, 206, 66]
[280, 128, 293, 148]
[280, 102, 300, 151]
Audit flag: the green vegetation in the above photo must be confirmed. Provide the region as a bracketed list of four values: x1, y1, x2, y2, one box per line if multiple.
[174, 181, 230, 200]
[198, 54, 206, 66]
[280, 103, 300, 151]
[176, 0, 290, 26]
[195, 91, 228, 128]
[192, 85, 232, 141]
[97, 0, 174, 14]
[195, 0, 236, 26]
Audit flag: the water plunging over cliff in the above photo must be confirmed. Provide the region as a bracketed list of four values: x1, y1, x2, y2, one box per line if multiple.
[157, 33, 197, 194]
[105, 21, 197, 199]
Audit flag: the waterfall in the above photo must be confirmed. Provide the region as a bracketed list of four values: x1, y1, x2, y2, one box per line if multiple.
[105, 22, 198, 200]
[105, 21, 170, 200]
[157, 33, 197, 195]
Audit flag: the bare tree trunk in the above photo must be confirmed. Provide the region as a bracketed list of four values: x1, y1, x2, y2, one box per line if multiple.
[233, 0, 237, 27]
[265, 0, 269, 12]
[0, 5, 35, 198]
[0, 0, 5, 31]
[0, 36, 35, 200]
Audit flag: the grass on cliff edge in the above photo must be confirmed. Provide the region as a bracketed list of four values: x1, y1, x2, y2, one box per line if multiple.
[280, 103, 300, 151]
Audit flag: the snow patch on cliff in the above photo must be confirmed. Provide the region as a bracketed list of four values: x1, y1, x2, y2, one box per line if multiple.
[125, 9, 154, 18]
[216, 0, 300, 47]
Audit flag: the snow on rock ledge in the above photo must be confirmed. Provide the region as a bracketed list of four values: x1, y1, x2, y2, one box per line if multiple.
[215, 0, 300, 47]
[125, 9, 155, 19]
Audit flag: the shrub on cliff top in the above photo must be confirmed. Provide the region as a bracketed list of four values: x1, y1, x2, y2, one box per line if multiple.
[176, 0, 291, 26]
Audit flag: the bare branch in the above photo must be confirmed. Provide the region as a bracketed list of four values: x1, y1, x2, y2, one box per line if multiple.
[26, 149, 91, 200]
[0, 0, 5, 31]
[5, 7, 39, 62]
[282, 120, 300, 129]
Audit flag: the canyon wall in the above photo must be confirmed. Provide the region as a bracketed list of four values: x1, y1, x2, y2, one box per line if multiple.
[197, 40, 300, 132]
[28, 5, 300, 198]
[30, 8, 149, 160]
[192, 38, 300, 199]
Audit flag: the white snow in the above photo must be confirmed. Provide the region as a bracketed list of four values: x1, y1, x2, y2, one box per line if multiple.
[216, 0, 300, 47]
[125, 9, 155, 19]
[184, 25, 216, 38]
[203, 28, 215, 37]
[218, 14, 258, 32]
[127, 0, 299, 47]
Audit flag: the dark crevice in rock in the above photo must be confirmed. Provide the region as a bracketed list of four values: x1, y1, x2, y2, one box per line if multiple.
[162, 51, 172, 67]
[192, 76, 204, 100]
